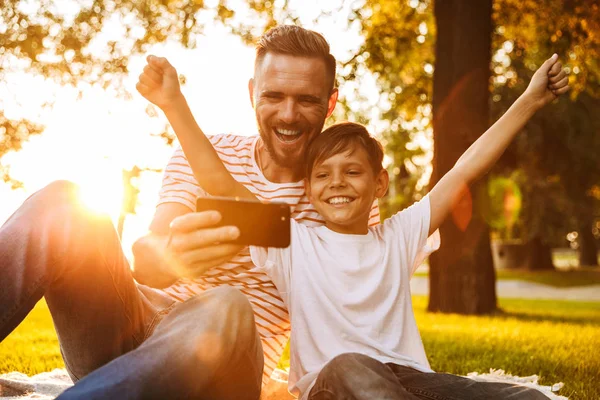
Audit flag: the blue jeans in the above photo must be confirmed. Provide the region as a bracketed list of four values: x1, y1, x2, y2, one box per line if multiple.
[0, 181, 263, 399]
[308, 353, 550, 400]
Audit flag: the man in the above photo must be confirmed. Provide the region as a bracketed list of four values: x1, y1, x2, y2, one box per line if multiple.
[0, 25, 373, 399]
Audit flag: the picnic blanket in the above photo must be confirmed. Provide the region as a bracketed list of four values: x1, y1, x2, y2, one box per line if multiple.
[0, 368, 568, 399]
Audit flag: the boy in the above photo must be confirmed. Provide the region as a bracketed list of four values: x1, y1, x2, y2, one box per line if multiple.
[137, 52, 568, 399]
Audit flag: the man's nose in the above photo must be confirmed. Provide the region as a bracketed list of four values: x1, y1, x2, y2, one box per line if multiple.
[279, 98, 299, 124]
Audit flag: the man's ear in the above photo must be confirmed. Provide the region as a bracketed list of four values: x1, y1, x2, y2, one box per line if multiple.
[248, 78, 255, 108]
[375, 169, 389, 199]
[326, 88, 339, 118]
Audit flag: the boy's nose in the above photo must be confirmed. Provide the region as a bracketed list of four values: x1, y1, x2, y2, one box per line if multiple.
[329, 172, 347, 188]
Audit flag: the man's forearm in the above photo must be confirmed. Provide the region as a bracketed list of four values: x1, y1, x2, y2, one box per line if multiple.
[163, 96, 253, 199]
[454, 94, 538, 184]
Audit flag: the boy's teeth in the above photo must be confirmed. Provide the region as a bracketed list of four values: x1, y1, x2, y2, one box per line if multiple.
[327, 197, 352, 205]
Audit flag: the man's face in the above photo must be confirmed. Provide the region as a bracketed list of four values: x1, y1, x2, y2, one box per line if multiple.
[250, 53, 337, 171]
[306, 145, 388, 235]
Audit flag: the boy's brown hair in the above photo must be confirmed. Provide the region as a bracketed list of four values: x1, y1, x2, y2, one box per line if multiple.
[255, 25, 337, 91]
[305, 122, 384, 179]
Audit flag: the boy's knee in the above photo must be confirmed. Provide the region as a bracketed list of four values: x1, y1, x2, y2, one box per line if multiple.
[320, 352, 375, 382]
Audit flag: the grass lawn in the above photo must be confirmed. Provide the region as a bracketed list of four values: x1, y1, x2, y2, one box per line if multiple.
[2, 297, 599, 399]
[413, 267, 600, 288]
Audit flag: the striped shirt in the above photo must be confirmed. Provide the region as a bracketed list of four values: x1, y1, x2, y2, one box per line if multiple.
[157, 133, 381, 383]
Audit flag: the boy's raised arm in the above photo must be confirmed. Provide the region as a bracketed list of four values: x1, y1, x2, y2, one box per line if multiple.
[428, 54, 569, 237]
[136, 55, 255, 200]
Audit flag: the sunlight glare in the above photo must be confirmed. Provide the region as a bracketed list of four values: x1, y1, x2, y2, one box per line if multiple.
[75, 169, 124, 219]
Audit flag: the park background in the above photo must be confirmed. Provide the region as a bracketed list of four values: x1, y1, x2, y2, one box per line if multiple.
[0, 0, 599, 399]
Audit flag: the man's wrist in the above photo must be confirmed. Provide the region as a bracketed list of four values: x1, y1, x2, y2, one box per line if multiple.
[132, 234, 179, 288]
[161, 93, 188, 115]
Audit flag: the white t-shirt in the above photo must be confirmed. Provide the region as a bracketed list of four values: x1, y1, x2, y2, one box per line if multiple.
[250, 195, 440, 398]
[156, 134, 381, 383]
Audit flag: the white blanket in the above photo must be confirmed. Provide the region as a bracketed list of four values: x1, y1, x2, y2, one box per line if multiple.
[0, 368, 568, 399]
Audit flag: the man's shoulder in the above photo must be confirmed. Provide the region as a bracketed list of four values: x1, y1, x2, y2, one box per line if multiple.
[209, 133, 257, 150]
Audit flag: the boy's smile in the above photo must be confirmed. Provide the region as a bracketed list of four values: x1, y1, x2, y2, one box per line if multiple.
[307, 145, 388, 235]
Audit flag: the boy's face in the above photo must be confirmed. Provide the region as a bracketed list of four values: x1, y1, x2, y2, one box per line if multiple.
[306, 145, 388, 235]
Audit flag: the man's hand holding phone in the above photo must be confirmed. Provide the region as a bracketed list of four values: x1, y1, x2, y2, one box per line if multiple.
[166, 210, 243, 279]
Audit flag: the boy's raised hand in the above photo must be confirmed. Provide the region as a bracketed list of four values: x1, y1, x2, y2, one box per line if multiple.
[136, 55, 183, 110]
[524, 53, 570, 110]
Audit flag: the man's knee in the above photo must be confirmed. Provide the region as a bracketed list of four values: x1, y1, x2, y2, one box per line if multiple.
[202, 286, 255, 323]
[173, 287, 256, 343]
[36, 180, 80, 205]
[159, 288, 259, 370]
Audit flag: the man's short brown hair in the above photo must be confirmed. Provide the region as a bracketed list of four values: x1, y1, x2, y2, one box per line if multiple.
[305, 122, 384, 179]
[255, 25, 337, 91]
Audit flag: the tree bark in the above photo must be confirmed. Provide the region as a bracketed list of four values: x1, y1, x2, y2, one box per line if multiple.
[579, 222, 599, 267]
[526, 235, 555, 271]
[428, 0, 497, 314]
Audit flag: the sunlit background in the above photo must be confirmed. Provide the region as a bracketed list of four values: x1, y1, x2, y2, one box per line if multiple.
[0, 3, 397, 258]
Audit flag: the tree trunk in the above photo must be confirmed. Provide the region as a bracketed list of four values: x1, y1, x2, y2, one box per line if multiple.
[527, 236, 555, 271]
[579, 222, 599, 267]
[428, 0, 497, 314]
[117, 213, 126, 239]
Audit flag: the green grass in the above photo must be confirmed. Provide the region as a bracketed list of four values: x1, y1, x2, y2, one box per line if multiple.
[0, 300, 63, 375]
[2, 298, 599, 399]
[413, 268, 600, 288]
[414, 296, 600, 400]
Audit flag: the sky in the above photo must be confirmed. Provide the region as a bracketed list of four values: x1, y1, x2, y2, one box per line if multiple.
[0, 2, 389, 257]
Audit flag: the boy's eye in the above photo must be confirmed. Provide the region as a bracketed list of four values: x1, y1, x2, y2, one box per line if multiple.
[347, 170, 361, 175]
[315, 172, 328, 179]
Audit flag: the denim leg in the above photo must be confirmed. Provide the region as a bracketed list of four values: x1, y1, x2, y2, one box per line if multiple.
[308, 353, 420, 400]
[57, 286, 264, 400]
[389, 364, 551, 400]
[0, 180, 172, 381]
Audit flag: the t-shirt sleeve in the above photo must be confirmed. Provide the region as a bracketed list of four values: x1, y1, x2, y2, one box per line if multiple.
[368, 199, 381, 227]
[249, 220, 302, 304]
[384, 195, 441, 277]
[157, 146, 206, 211]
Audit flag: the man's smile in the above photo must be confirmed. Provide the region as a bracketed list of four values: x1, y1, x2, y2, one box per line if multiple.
[274, 127, 304, 143]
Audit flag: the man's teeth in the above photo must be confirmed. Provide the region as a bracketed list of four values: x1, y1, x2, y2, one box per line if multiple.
[276, 128, 301, 136]
[327, 197, 353, 205]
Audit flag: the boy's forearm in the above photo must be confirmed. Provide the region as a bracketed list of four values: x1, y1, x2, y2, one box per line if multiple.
[453, 94, 538, 184]
[162, 96, 253, 199]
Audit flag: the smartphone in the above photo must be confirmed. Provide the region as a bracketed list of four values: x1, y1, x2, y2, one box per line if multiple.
[196, 196, 291, 248]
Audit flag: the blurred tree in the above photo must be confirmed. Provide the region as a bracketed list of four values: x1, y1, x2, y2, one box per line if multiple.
[351, 0, 435, 216]
[355, 0, 600, 280]
[118, 165, 141, 238]
[491, 0, 600, 267]
[427, 0, 497, 313]
[0, 0, 286, 183]
[118, 165, 162, 238]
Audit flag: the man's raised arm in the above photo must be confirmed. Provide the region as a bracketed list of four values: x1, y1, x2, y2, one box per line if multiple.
[136, 55, 255, 200]
[428, 54, 569, 237]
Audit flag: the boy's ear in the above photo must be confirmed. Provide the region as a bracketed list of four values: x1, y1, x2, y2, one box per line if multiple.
[375, 169, 389, 199]
[248, 78, 255, 108]
[326, 88, 338, 118]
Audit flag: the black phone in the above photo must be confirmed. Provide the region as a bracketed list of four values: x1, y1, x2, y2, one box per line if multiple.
[196, 196, 291, 248]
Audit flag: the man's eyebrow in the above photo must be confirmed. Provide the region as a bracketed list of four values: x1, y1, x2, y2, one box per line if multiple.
[298, 94, 322, 102]
[260, 90, 282, 96]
